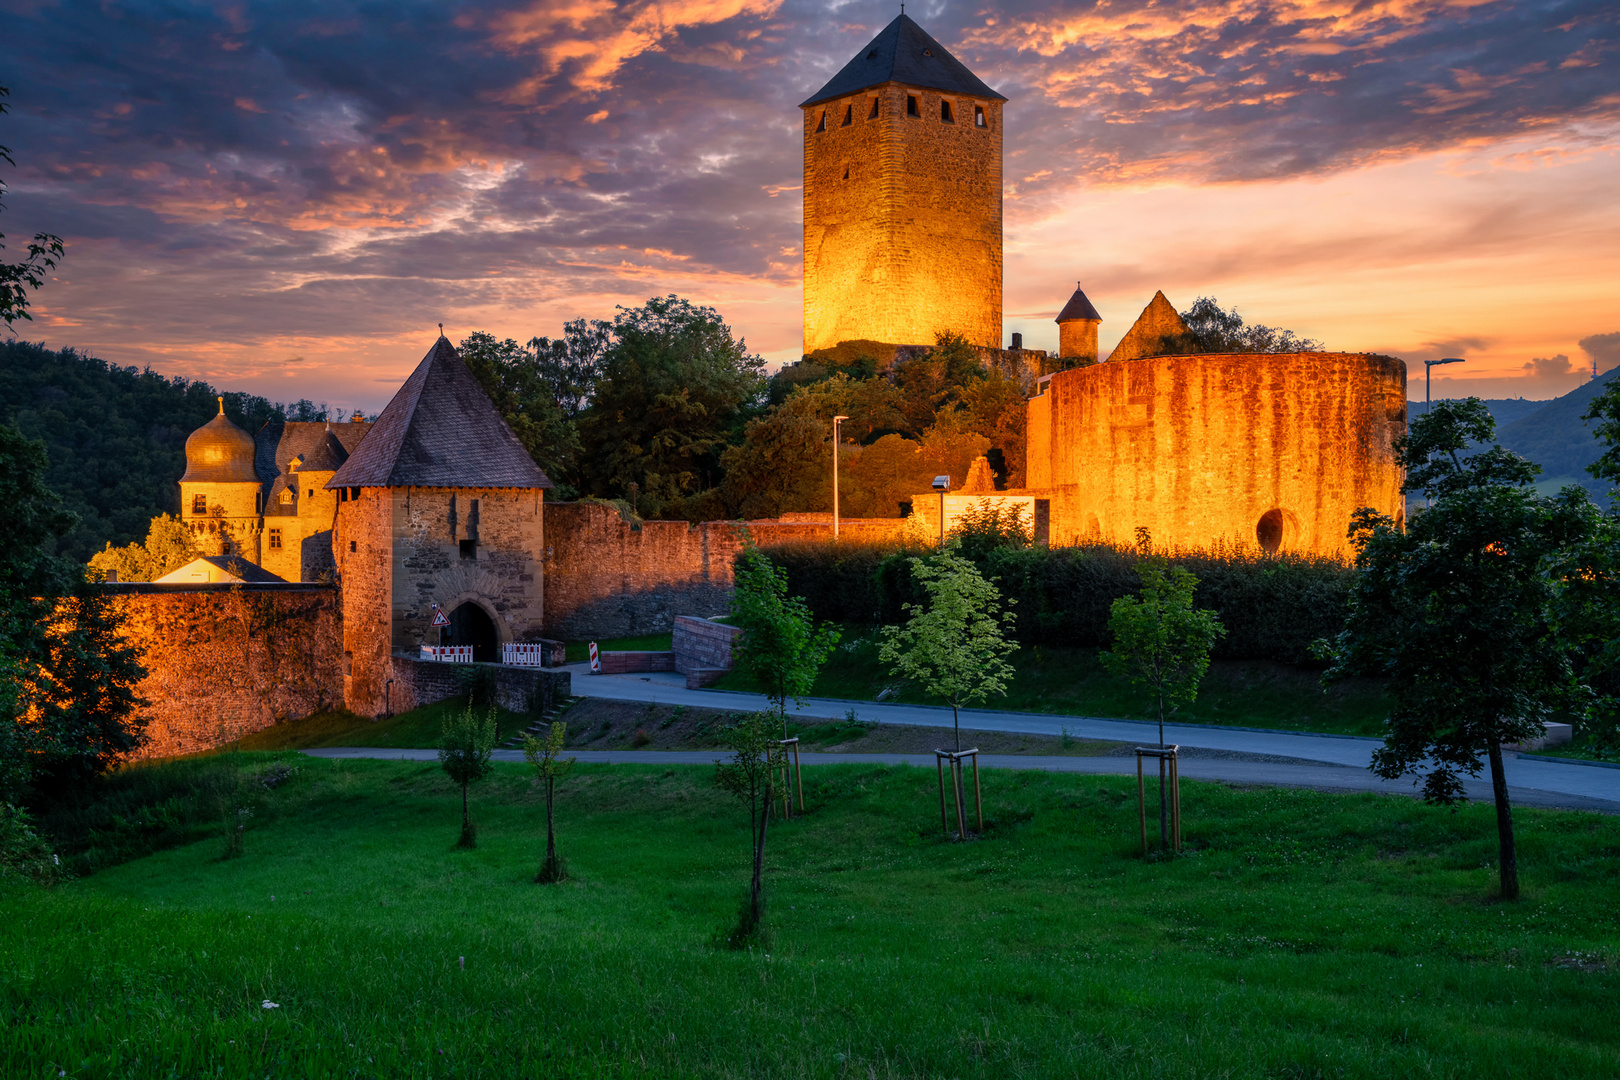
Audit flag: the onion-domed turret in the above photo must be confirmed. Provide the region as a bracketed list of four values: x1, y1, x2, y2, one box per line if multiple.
[181, 398, 259, 483]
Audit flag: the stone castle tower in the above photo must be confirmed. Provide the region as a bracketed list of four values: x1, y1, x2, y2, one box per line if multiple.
[801, 14, 1004, 353]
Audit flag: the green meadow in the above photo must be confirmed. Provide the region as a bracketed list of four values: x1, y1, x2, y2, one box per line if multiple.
[5, 752, 1617, 1078]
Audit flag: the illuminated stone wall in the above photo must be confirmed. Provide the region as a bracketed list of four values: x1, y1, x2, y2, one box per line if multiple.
[107, 584, 343, 760]
[334, 486, 546, 716]
[803, 84, 1002, 352]
[1023, 352, 1407, 558]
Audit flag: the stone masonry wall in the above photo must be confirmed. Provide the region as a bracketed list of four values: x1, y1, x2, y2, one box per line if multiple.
[389, 655, 569, 716]
[803, 83, 1002, 352]
[542, 502, 908, 641]
[106, 584, 343, 760]
[672, 615, 741, 674]
[1023, 352, 1407, 558]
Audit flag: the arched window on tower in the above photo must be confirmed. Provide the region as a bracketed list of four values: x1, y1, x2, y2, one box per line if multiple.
[815, 111, 826, 133]
[841, 104, 852, 126]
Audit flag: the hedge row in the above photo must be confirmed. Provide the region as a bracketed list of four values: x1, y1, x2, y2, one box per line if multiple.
[756, 541, 1355, 666]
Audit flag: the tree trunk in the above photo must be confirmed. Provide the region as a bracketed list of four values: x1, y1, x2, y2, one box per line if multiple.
[462, 782, 469, 834]
[1486, 739, 1520, 900]
[952, 703, 961, 753]
[545, 775, 557, 866]
[1157, 697, 1168, 851]
[751, 782, 771, 927]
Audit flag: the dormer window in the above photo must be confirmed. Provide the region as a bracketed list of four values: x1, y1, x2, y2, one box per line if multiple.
[941, 100, 954, 123]
[841, 104, 852, 126]
[906, 95, 919, 117]
[815, 111, 826, 133]
[868, 97, 879, 119]
[279, 490, 293, 505]
[974, 105, 987, 128]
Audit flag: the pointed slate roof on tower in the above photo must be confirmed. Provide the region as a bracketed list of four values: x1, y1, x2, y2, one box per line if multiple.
[1106, 291, 1195, 364]
[801, 14, 1004, 107]
[1055, 282, 1102, 324]
[326, 337, 553, 490]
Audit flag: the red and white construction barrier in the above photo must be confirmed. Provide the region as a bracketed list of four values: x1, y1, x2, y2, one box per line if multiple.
[502, 642, 547, 667]
[589, 641, 600, 673]
[420, 645, 472, 663]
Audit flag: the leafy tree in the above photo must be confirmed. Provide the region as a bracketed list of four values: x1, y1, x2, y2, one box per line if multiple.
[720, 406, 828, 520]
[1101, 560, 1225, 849]
[0, 422, 147, 800]
[86, 514, 200, 581]
[713, 710, 784, 944]
[438, 706, 496, 849]
[880, 549, 1017, 751]
[953, 499, 1032, 563]
[529, 318, 611, 421]
[1580, 380, 1620, 489]
[522, 721, 575, 883]
[458, 332, 582, 495]
[1102, 561, 1226, 747]
[1, 83, 64, 328]
[893, 331, 988, 431]
[731, 549, 841, 735]
[1174, 297, 1323, 355]
[1318, 400, 1594, 900]
[577, 296, 766, 516]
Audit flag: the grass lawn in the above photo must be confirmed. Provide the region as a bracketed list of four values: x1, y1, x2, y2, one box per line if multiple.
[563, 633, 673, 663]
[716, 631, 1392, 737]
[5, 753, 1618, 1077]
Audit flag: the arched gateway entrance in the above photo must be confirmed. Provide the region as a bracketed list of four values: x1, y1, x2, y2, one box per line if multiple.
[447, 601, 499, 663]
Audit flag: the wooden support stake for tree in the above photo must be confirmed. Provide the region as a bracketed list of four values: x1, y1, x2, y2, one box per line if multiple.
[792, 739, 804, 813]
[936, 753, 948, 836]
[1134, 745, 1181, 855]
[1170, 751, 1182, 853]
[971, 752, 983, 832]
[1137, 752, 1147, 855]
[952, 757, 967, 840]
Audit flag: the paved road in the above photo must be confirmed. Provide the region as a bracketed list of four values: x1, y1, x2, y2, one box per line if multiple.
[304, 746, 1620, 813]
[545, 663, 1620, 811]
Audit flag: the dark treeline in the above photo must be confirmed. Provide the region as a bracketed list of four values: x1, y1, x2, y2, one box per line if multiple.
[0, 339, 333, 561]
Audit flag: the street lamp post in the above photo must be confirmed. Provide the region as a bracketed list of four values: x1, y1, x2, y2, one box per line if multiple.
[832, 415, 849, 539]
[1425, 357, 1466, 414]
[932, 475, 950, 547]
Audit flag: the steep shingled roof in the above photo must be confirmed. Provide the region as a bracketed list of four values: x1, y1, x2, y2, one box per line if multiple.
[1055, 282, 1102, 324]
[256, 420, 370, 484]
[801, 14, 1004, 108]
[326, 337, 553, 490]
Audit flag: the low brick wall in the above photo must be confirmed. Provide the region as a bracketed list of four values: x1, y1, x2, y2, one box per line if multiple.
[596, 651, 677, 674]
[389, 655, 570, 716]
[105, 584, 344, 760]
[672, 616, 741, 674]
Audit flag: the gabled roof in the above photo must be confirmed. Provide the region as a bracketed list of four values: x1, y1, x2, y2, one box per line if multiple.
[1107, 291, 1194, 363]
[1055, 282, 1102, 324]
[153, 555, 289, 585]
[326, 336, 553, 490]
[801, 14, 1004, 108]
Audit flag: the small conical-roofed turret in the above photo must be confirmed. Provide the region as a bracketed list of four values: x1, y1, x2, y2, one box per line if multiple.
[181, 398, 259, 483]
[1055, 282, 1103, 364]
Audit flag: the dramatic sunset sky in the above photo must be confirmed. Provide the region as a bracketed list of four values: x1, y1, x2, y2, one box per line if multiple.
[3, 0, 1616, 413]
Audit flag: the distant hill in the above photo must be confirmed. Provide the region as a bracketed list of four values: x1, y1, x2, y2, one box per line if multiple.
[0, 340, 329, 562]
[1429, 371, 1620, 495]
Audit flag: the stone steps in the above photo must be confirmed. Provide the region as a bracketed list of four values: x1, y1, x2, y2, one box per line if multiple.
[500, 695, 584, 749]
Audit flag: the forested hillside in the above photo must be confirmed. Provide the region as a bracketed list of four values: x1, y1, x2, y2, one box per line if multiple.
[1434, 370, 1620, 494]
[0, 340, 325, 561]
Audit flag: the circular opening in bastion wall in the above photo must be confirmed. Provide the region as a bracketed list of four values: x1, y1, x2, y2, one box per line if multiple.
[1256, 508, 1300, 554]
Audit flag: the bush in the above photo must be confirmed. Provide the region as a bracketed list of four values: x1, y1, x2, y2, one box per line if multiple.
[759, 541, 1353, 666]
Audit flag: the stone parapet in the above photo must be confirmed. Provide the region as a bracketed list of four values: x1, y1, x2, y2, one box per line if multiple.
[387, 654, 569, 717]
[672, 615, 742, 675]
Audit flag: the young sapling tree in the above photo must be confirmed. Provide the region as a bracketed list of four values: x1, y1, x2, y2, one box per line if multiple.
[879, 548, 1017, 752]
[731, 548, 841, 736]
[713, 710, 783, 945]
[522, 721, 575, 883]
[438, 705, 496, 849]
[1102, 559, 1225, 850]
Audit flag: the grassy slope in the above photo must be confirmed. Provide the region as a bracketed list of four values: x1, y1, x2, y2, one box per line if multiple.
[5, 754, 1618, 1078]
[228, 700, 533, 752]
[717, 633, 1392, 737]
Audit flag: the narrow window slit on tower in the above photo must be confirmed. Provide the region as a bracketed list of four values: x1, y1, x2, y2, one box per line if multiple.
[974, 105, 986, 128]
[815, 111, 826, 132]
[841, 104, 852, 126]
[941, 100, 953, 123]
[842, 165, 849, 180]
[906, 95, 918, 117]
[868, 97, 879, 118]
